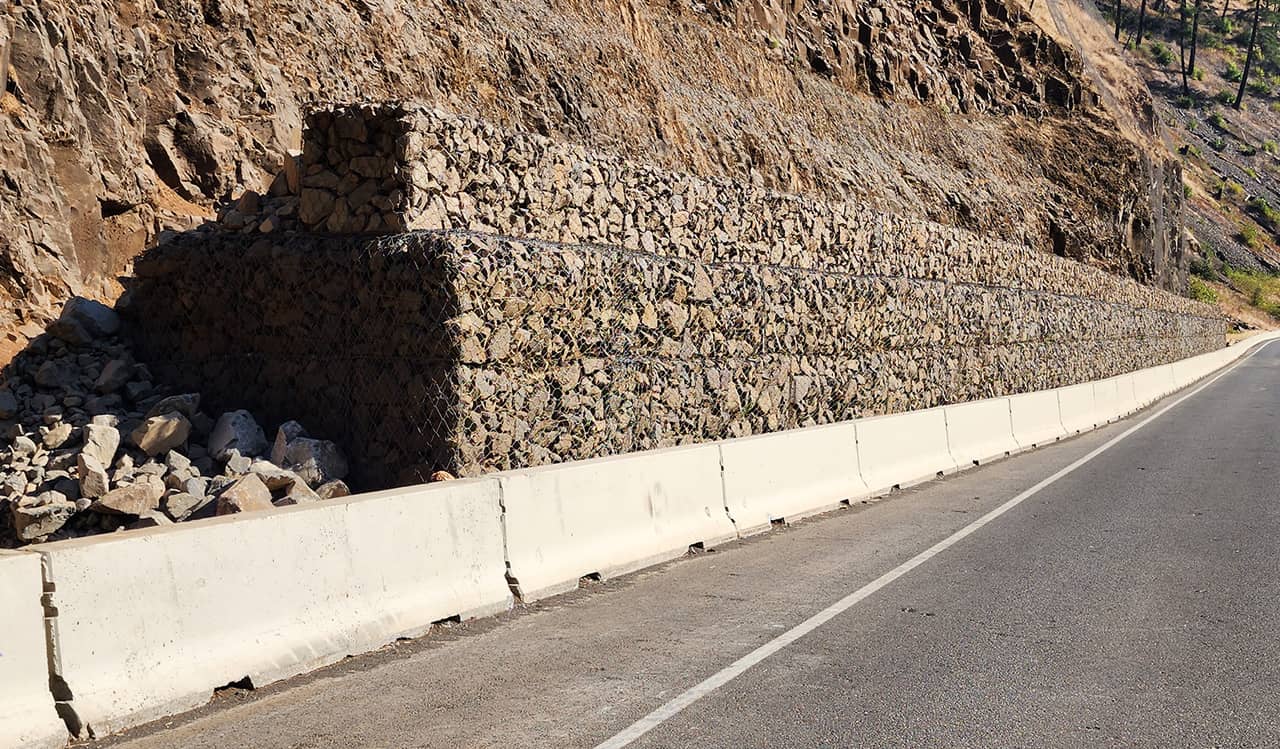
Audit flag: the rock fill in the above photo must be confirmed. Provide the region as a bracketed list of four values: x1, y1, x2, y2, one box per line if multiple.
[0, 298, 350, 547]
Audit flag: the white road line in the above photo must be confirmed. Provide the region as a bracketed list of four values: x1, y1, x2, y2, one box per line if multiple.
[595, 340, 1275, 749]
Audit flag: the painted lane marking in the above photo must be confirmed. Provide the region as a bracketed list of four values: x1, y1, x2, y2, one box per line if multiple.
[595, 340, 1276, 749]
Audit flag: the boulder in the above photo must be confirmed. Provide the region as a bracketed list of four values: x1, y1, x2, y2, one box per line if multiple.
[129, 413, 191, 456]
[41, 422, 74, 450]
[315, 480, 351, 500]
[281, 438, 348, 486]
[49, 297, 120, 344]
[81, 423, 121, 466]
[224, 451, 253, 475]
[94, 359, 132, 394]
[249, 460, 307, 491]
[90, 475, 164, 515]
[63, 297, 121, 336]
[10, 435, 38, 460]
[34, 360, 72, 389]
[146, 393, 201, 419]
[77, 453, 110, 498]
[12, 499, 77, 542]
[270, 420, 307, 464]
[208, 410, 268, 461]
[215, 474, 274, 515]
[163, 490, 211, 521]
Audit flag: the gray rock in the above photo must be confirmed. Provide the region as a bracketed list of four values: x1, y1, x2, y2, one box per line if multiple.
[94, 359, 132, 394]
[81, 423, 121, 467]
[281, 438, 349, 487]
[208, 410, 268, 460]
[11, 435, 38, 460]
[35, 360, 72, 389]
[90, 414, 120, 428]
[2, 473, 26, 497]
[57, 297, 121, 338]
[123, 381, 153, 402]
[269, 420, 307, 465]
[12, 499, 77, 542]
[316, 480, 351, 500]
[215, 474, 274, 515]
[162, 490, 211, 521]
[146, 393, 201, 419]
[0, 390, 17, 419]
[224, 451, 253, 475]
[249, 460, 306, 491]
[77, 453, 110, 498]
[40, 422, 74, 450]
[164, 450, 193, 474]
[90, 475, 164, 515]
[129, 413, 191, 456]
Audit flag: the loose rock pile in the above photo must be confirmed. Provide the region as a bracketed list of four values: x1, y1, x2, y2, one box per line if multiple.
[0, 299, 350, 547]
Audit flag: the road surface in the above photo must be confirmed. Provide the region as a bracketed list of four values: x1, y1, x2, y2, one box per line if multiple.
[101, 340, 1280, 748]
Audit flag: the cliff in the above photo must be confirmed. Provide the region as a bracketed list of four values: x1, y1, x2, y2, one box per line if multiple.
[0, 0, 1186, 351]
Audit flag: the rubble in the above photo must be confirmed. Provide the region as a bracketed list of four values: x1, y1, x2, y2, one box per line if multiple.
[0, 298, 352, 547]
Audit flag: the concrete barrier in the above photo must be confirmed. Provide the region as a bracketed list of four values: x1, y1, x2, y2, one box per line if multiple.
[1009, 390, 1066, 448]
[1133, 365, 1175, 406]
[1056, 383, 1097, 435]
[720, 422, 865, 535]
[856, 408, 956, 496]
[37, 479, 511, 738]
[500, 444, 735, 602]
[0, 552, 66, 749]
[943, 398, 1018, 467]
[1092, 377, 1120, 424]
[1113, 375, 1139, 416]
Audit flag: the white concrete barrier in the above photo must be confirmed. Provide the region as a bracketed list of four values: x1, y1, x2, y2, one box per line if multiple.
[1009, 390, 1065, 448]
[38, 479, 511, 738]
[1092, 377, 1120, 424]
[1056, 383, 1097, 435]
[856, 408, 956, 496]
[1113, 375, 1139, 416]
[720, 422, 865, 535]
[943, 398, 1018, 467]
[0, 552, 66, 749]
[501, 444, 735, 602]
[1132, 365, 1175, 406]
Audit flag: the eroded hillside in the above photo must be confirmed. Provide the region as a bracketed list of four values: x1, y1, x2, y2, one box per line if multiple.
[1, 0, 1185, 354]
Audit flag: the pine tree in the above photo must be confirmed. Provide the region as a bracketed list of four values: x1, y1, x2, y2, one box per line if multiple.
[1233, 0, 1263, 109]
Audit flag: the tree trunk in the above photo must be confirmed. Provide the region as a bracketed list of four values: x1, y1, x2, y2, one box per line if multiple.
[1234, 0, 1263, 108]
[1180, 0, 1191, 92]
[1137, 0, 1150, 42]
[1116, 0, 1125, 38]
[1188, 0, 1204, 84]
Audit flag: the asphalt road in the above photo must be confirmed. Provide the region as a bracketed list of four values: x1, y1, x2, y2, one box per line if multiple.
[102, 341, 1280, 748]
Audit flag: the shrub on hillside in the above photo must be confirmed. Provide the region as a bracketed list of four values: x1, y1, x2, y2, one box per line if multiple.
[1216, 89, 1237, 105]
[1189, 276, 1218, 303]
[1225, 61, 1244, 82]
[1239, 222, 1263, 250]
[1150, 42, 1177, 66]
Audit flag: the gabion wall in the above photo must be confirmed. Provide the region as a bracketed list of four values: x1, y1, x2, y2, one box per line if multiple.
[129, 226, 1225, 486]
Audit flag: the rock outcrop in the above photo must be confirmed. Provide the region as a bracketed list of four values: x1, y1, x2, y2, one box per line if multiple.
[0, 0, 1189, 358]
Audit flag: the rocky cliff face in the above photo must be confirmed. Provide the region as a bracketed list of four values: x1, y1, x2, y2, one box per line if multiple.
[0, 0, 1185, 351]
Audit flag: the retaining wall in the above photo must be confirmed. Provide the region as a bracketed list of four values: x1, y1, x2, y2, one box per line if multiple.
[131, 227, 1224, 484]
[130, 104, 1224, 484]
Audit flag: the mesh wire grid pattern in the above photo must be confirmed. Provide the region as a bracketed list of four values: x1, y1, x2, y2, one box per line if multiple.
[127, 229, 1225, 489]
